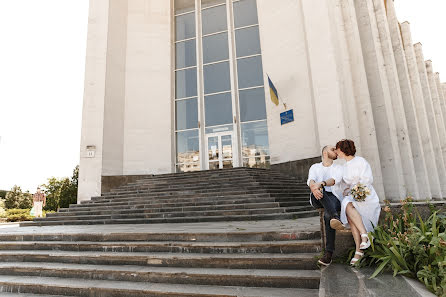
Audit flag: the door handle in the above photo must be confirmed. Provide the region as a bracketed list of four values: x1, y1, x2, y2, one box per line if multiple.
[233, 116, 237, 124]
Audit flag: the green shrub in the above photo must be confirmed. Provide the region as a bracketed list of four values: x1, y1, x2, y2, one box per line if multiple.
[357, 198, 446, 296]
[6, 209, 33, 222]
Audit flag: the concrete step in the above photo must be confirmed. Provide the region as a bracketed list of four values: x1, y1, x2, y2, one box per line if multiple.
[0, 250, 319, 269]
[38, 207, 310, 222]
[73, 198, 310, 211]
[0, 262, 321, 289]
[58, 196, 283, 213]
[0, 228, 321, 242]
[24, 210, 318, 226]
[0, 293, 73, 297]
[49, 202, 285, 217]
[0, 239, 321, 253]
[0, 275, 319, 297]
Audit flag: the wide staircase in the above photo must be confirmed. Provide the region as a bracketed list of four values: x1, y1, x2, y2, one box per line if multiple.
[26, 168, 318, 226]
[0, 168, 322, 296]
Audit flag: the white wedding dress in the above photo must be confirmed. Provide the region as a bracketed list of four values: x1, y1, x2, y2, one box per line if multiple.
[335, 156, 381, 233]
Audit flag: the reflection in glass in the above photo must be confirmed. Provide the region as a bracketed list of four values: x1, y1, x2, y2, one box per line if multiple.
[223, 160, 233, 168]
[205, 124, 233, 134]
[235, 26, 261, 57]
[203, 33, 229, 64]
[176, 67, 197, 99]
[233, 0, 258, 28]
[175, 13, 196, 41]
[221, 135, 233, 159]
[176, 39, 196, 69]
[203, 62, 231, 94]
[202, 4, 227, 35]
[175, 0, 195, 14]
[202, 0, 225, 9]
[243, 156, 270, 169]
[176, 130, 200, 164]
[176, 98, 198, 130]
[177, 163, 201, 173]
[237, 56, 264, 89]
[205, 92, 233, 127]
[239, 87, 266, 122]
[207, 136, 219, 161]
[208, 162, 219, 170]
[241, 120, 269, 157]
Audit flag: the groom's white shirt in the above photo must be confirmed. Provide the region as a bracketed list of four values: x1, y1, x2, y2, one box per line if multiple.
[307, 162, 343, 205]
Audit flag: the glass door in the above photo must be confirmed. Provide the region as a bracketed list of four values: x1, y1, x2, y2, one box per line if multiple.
[206, 132, 234, 170]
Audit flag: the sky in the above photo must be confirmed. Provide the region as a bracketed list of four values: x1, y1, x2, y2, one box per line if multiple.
[0, 1, 445, 192]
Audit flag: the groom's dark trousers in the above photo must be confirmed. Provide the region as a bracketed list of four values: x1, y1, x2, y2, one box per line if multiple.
[310, 191, 341, 253]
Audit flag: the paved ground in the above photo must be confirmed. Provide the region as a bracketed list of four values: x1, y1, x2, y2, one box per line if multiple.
[0, 217, 320, 235]
[320, 264, 435, 297]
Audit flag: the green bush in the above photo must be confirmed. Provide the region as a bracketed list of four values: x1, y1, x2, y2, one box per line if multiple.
[357, 198, 446, 296]
[4, 209, 54, 222]
[6, 209, 33, 222]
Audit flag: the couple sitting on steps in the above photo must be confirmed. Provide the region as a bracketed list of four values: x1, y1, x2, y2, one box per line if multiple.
[307, 139, 381, 266]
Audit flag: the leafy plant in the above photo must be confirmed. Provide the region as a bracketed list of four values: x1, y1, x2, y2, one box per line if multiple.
[357, 198, 446, 296]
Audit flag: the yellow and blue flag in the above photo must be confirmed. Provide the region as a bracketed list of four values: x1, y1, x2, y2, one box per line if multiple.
[268, 75, 279, 106]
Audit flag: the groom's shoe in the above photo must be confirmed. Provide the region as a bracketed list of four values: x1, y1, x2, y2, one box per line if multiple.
[318, 251, 333, 267]
[330, 217, 345, 230]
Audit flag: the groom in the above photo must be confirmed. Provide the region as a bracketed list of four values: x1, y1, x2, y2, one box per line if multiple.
[307, 145, 343, 266]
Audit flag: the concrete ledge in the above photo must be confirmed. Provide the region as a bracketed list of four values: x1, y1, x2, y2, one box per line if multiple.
[403, 276, 436, 297]
[271, 157, 320, 181]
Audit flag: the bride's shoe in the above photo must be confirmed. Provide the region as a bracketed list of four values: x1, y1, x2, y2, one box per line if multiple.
[360, 233, 371, 250]
[350, 251, 364, 266]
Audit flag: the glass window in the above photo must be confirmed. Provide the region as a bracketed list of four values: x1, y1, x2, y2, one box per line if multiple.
[205, 124, 233, 134]
[177, 163, 201, 173]
[205, 92, 233, 127]
[203, 62, 231, 94]
[202, 0, 225, 8]
[175, 0, 195, 14]
[202, 4, 227, 35]
[175, 13, 196, 41]
[237, 56, 264, 89]
[203, 32, 229, 64]
[175, 67, 197, 99]
[235, 26, 261, 57]
[176, 130, 200, 163]
[176, 98, 198, 130]
[233, 0, 258, 28]
[176, 39, 196, 69]
[239, 87, 266, 122]
[243, 156, 270, 169]
[241, 120, 269, 157]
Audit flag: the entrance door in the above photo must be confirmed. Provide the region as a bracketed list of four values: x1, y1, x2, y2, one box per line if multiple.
[206, 132, 234, 170]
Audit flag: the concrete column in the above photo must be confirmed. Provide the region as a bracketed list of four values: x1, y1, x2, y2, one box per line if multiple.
[353, 0, 406, 200]
[78, 0, 111, 202]
[372, 0, 419, 199]
[401, 22, 441, 199]
[414, 44, 446, 197]
[334, 0, 385, 199]
[435, 73, 446, 132]
[426, 61, 446, 172]
[385, 1, 431, 199]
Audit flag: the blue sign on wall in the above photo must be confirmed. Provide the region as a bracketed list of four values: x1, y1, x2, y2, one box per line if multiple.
[280, 109, 294, 125]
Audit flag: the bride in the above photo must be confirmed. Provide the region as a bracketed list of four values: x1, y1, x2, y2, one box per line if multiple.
[332, 139, 381, 266]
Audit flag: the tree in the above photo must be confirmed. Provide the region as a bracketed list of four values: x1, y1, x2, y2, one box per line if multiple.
[42, 165, 79, 211]
[0, 190, 7, 199]
[4, 185, 32, 209]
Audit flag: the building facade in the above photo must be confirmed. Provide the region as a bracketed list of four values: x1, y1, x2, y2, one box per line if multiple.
[79, 0, 446, 203]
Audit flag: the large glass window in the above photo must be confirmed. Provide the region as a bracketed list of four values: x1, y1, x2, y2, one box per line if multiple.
[174, 0, 270, 171]
[175, 1, 200, 172]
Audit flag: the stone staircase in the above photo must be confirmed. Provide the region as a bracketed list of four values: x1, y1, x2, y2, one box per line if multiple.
[0, 221, 321, 296]
[0, 168, 322, 296]
[25, 168, 317, 226]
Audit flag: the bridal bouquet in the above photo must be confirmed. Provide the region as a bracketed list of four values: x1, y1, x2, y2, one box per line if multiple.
[350, 183, 371, 202]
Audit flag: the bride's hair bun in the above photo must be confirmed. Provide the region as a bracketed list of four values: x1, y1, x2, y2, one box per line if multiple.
[336, 139, 356, 156]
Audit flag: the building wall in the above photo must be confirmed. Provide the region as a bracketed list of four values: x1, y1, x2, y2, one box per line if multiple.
[79, 0, 446, 203]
